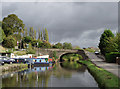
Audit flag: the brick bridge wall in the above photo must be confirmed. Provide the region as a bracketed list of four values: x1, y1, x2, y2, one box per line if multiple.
[35, 48, 88, 60]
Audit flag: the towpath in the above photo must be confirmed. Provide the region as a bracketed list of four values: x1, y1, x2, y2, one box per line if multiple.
[85, 51, 120, 78]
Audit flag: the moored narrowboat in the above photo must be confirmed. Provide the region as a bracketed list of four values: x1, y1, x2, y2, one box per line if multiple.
[32, 58, 50, 64]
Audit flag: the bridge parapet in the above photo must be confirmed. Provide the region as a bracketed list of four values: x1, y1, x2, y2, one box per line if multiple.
[35, 48, 88, 60]
[42, 48, 78, 52]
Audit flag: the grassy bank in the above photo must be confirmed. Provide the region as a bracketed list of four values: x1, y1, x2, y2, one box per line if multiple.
[62, 53, 83, 61]
[84, 48, 95, 53]
[78, 60, 120, 89]
[1, 64, 28, 72]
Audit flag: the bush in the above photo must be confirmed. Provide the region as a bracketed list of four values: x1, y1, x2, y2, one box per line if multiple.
[26, 43, 35, 54]
[62, 53, 83, 61]
[6, 49, 13, 53]
[2, 36, 16, 48]
[63, 42, 72, 49]
[31, 39, 38, 47]
[38, 40, 43, 48]
[22, 36, 32, 44]
[105, 52, 120, 63]
[53, 43, 63, 49]
[53, 51, 58, 60]
[41, 41, 51, 48]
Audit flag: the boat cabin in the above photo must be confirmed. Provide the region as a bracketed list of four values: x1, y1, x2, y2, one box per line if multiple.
[32, 58, 50, 64]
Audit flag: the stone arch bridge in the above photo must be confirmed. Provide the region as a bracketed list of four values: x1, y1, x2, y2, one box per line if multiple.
[35, 48, 88, 60]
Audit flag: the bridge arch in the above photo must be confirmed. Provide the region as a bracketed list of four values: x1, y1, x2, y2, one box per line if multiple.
[35, 48, 88, 60]
[59, 52, 78, 62]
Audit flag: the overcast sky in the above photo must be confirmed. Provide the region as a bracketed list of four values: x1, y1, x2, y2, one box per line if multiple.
[1, 1, 118, 48]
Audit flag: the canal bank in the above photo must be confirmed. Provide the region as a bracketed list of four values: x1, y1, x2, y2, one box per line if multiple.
[78, 60, 120, 89]
[0, 64, 28, 76]
[2, 62, 99, 87]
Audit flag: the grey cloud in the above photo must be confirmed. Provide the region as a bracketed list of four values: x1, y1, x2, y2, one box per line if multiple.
[2, 2, 18, 17]
[2, 2, 118, 48]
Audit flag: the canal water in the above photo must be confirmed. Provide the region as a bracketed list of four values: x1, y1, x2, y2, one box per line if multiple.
[2, 62, 99, 88]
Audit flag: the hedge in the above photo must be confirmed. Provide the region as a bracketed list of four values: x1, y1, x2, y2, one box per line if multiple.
[105, 52, 120, 63]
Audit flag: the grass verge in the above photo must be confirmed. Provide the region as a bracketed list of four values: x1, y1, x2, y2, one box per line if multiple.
[78, 60, 120, 89]
[2, 64, 28, 72]
[84, 48, 95, 53]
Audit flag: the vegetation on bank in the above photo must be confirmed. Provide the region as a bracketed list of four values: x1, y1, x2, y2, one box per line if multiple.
[84, 48, 95, 53]
[98, 29, 120, 63]
[13, 51, 27, 56]
[79, 60, 120, 89]
[53, 51, 58, 61]
[2, 64, 28, 72]
[105, 52, 120, 63]
[62, 53, 83, 61]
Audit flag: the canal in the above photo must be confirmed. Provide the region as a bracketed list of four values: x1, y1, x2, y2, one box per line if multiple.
[1, 61, 99, 88]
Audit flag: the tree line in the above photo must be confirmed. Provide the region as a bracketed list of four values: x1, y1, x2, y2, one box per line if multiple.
[98, 29, 120, 62]
[0, 14, 73, 51]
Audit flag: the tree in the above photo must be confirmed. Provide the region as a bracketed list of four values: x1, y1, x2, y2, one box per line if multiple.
[98, 29, 114, 55]
[38, 28, 41, 40]
[25, 27, 28, 37]
[2, 14, 25, 37]
[44, 28, 49, 41]
[41, 41, 51, 48]
[2, 36, 16, 48]
[0, 27, 6, 43]
[43, 29, 45, 40]
[53, 43, 63, 49]
[22, 36, 32, 44]
[29, 27, 34, 38]
[63, 42, 72, 49]
[105, 37, 118, 53]
[26, 43, 35, 54]
[38, 40, 43, 48]
[74, 46, 81, 50]
[21, 29, 24, 37]
[34, 29, 36, 39]
[12, 33, 21, 42]
[40, 31, 43, 40]
[117, 33, 120, 52]
[105, 33, 120, 53]
[31, 39, 38, 47]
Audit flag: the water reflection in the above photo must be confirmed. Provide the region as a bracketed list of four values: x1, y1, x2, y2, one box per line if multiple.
[2, 64, 53, 87]
[60, 61, 86, 72]
[2, 62, 98, 87]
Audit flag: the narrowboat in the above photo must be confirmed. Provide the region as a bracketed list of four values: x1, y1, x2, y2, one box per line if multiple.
[32, 58, 50, 64]
[31, 55, 53, 64]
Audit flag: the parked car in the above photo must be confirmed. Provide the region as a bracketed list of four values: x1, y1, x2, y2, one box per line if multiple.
[13, 58, 29, 64]
[94, 51, 100, 55]
[0, 56, 14, 64]
[10, 58, 16, 63]
[0, 58, 4, 65]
